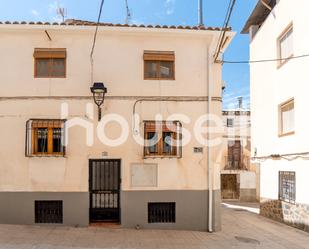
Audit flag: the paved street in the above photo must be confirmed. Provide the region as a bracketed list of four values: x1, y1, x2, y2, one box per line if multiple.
[0, 203, 308, 249]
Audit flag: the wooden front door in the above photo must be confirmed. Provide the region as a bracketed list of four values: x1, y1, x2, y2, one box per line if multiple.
[89, 159, 121, 223]
[221, 174, 240, 200]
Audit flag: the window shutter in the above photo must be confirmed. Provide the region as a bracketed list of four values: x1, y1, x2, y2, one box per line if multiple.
[33, 48, 66, 59]
[143, 51, 175, 61]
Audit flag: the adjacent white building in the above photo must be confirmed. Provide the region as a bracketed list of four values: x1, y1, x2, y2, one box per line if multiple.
[243, 0, 309, 232]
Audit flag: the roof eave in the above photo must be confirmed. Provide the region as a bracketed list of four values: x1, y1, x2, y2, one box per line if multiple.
[241, 0, 273, 34]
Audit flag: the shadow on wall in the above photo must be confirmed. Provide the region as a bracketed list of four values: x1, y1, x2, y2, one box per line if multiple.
[260, 199, 309, 233]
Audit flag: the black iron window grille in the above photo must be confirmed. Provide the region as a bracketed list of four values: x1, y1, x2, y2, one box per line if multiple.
[25, 119, 66, 157]
[35, 200, 63, 224]
[148, 202, 176, 223]
[279, 171, 296, 204]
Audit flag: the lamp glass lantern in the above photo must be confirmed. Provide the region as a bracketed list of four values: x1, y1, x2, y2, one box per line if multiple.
[90, 82, 107, 121]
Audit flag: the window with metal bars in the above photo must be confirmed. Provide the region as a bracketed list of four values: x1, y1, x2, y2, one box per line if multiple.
[35, 200, 63, 224]
[148, 202, 176, 223]
[25, 119, 65, 157]
[144, 121, 182, 158]
[279, 171, 296, 204]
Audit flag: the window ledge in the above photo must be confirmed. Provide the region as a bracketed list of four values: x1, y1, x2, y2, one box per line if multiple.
[144, 156, 181, 159]
[278, 131, 295, 138]
[277, 54, 293, 69]
[26, 155, 66, 158]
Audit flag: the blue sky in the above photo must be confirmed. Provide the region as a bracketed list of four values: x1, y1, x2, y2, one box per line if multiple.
[0, 0, 257, 109]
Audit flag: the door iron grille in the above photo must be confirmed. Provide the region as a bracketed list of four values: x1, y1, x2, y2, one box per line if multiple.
[89, 159, 121, 223]
[35, 200, 63, 224]
[148, 202, 176, 223]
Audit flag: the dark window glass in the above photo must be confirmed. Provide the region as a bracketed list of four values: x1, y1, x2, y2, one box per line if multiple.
[227, 118, 234, 127]
[160, 61, 173, 79]
[163, 132, 172, 154]
[52, 128, 62, 153]
[52, 58, 65, 77]
[35, 58, 65, 78]
[147, 132, 158, 154]
[144, 61, 158, 79]
[37, 128, 48, 153]
[36, 59, 49, 77]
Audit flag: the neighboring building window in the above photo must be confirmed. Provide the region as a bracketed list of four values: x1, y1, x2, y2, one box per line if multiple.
[279, 99, 294, 136]
[144, 121, 181, 157]
[278, 25, 293, 66]
[279, 171, 295, 204]
[34, 48, 66, 78]
[227, 118, 234, 127]
[26, 119, 65, 156]
[144, 51, 175, 80]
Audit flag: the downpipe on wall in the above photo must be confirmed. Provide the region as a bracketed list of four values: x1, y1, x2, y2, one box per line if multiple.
[206, 47, 213, 233]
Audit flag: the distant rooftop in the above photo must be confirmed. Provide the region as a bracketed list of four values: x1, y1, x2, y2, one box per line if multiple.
[0, 19, 231, 32]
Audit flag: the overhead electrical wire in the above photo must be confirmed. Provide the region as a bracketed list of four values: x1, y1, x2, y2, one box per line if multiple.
[214, 0, 236, 62]
[223, 53, 309, 64]
[90, 0, 105, 83]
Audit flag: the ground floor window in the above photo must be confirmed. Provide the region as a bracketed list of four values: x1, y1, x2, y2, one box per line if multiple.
[35, 200, 63, 224]
[26, 119, 65, 156]
[279, 171, 296, 204]
[148, 202, 176, 223]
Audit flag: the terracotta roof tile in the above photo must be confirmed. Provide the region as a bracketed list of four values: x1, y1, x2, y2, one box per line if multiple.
[0, 19, 231, 32]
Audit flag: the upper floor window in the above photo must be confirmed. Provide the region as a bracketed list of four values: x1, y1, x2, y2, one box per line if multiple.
[279, 171, 295, 204]
[26, 119, 65, 157]
[34, 48, 66, 78]
[227, 118, 234, 127]
[144, 121, 181, 157]
[278, 25, 293, 66]
[279, 99, 294, 136]
[144, 51, 175, 80]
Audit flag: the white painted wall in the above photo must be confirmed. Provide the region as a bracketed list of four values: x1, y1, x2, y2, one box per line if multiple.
[250, 0, 309, 204]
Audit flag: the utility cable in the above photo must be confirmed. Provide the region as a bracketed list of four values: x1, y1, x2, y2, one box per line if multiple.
[222, 53, 309, 64]
[214, 0, 236, 62]
[90, 0, 105, 83]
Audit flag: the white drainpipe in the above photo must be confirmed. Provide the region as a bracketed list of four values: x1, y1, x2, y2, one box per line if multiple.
[206, 47, 213, 233]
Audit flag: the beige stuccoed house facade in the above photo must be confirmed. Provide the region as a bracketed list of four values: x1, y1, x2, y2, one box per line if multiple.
[0, 20, 234, 231]
[243, 0, 309, 232]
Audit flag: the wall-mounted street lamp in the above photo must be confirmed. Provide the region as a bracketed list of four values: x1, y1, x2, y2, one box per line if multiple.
[90, 82, 107, 121]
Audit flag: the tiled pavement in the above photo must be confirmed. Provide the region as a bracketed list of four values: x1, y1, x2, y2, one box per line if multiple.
[0, 203, 308, 249]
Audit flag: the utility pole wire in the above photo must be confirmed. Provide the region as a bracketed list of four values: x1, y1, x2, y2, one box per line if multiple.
[90, 0, 105, 83]
[223, 54, 309, 64]
[214, 0, 232, 57]
[214, 0, 236, 62]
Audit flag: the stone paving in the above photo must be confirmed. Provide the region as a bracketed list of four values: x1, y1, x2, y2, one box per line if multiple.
[0, 202, 308, 249]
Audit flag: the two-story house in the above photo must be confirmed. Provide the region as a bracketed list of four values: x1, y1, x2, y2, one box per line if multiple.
[0, 19, 234, 231]
[243, 0, 309, 232]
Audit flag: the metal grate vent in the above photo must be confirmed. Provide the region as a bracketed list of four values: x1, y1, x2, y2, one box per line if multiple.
[35, 200, 63, 224]
[148, 202, 175, 223]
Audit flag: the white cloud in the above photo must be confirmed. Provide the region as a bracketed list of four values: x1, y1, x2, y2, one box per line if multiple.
[48, 1, 58, 13]
[31, 9, 39, 16]
[165, 0, 176, 15]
